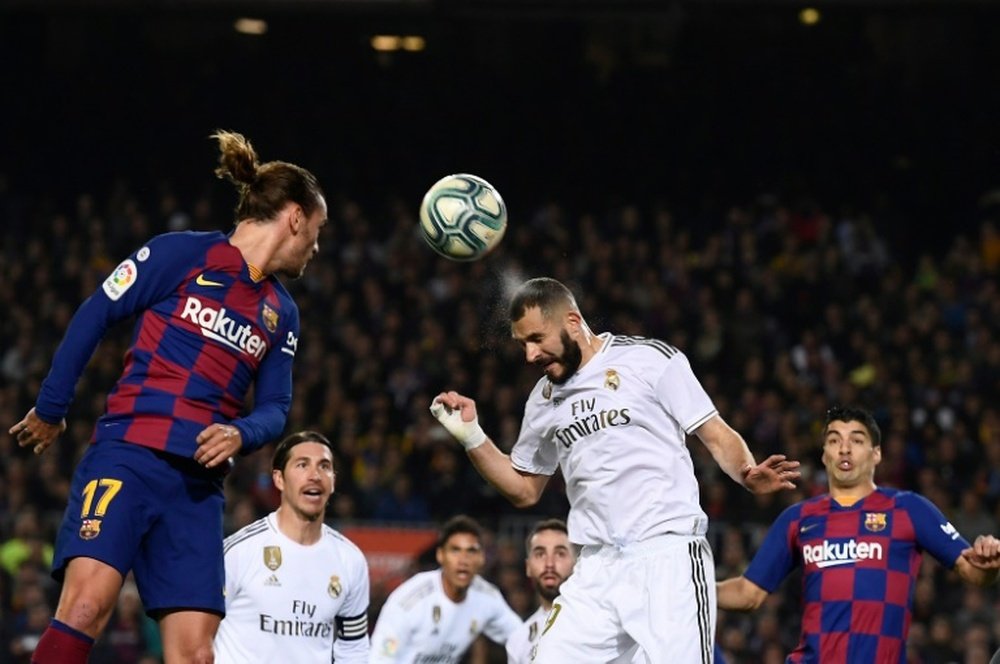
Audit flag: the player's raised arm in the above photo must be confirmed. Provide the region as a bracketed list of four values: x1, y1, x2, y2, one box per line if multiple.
[694, 415, 800, 493]
[430, 391, 549, 508]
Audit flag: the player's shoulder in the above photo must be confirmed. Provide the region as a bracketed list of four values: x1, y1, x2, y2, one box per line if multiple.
[388, 570, 438, 610]
[144, 230, 227, 251]
[882, 486, 933, 511]
[266, 274, 296, 303]
[321, 524, 367, 562]
[223, 516, 273, 554]
[469, 574, 507, 601]
[605, 334, 684, 368]
[779, 494, 826, 523]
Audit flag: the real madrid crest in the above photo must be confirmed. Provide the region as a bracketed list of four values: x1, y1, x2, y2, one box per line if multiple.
[864, 512, 887, 532]
[264, 545, 282, 571]
[79, 518, 102, 540]
[469, 619, 478, 634]
[528, 621, 538, 642]
[542, 382, 553, 400]
[432, 605, 441, 624]
[604, 369, 621, 391]
[328, 575, 342, 598]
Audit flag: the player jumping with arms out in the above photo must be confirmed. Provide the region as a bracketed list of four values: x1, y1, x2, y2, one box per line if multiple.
[215, 431, 370, 663]
[430, 277, 799, 663]
[369, 515, 522, 664]
[717, 405, 1000, 663]
[10, 130, 327, 664]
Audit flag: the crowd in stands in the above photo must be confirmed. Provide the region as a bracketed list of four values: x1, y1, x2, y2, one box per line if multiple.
[1, 174, 999, 663]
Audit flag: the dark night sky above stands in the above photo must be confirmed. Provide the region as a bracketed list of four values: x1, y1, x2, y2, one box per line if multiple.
[2, 1, 999, 258]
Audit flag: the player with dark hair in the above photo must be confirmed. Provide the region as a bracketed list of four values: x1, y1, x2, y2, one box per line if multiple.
[9, 130, 326, 663]
[215, 430, 369, 662]
[506, 518, 574, 664]
[369, 514, 521, 663]
[430, 277, 797, 662]
[717, 405, 1000, 663]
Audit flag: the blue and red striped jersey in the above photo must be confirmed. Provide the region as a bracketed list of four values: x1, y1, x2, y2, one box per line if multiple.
[35, 231, 299, 457]
[744, 487, 969, 664]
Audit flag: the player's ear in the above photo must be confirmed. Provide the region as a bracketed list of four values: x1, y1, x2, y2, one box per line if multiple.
[564, 310, 582, 334]
[272, 468, 285, 491]
[435, 547, 444, 566]
[285, 203, 303, 233]
[873, 445, 882, 465]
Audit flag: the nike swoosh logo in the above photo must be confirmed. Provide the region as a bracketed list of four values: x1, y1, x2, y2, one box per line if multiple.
[800, 523, 819, 534]
[196, 273, 224, 287]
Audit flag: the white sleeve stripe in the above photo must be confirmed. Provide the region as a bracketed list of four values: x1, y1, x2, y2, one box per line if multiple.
[684, 410, 717, 435]
[336, 613, 369, 639]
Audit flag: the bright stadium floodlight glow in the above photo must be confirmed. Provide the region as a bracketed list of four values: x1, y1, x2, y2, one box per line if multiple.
[799, 8, 821, 26]
[234, 18, 268, 36]
[402, 36, 426, 52]
[371, 35, 402, 52]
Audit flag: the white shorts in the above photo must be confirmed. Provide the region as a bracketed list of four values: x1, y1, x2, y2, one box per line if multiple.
[533, 534, 716, 664]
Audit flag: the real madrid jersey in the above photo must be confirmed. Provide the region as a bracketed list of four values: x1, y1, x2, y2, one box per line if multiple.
[510, 334, 717, 547]
[214, 512, 370, 663]
[505, 605, 547, 664]
[369, 569, 522, 664]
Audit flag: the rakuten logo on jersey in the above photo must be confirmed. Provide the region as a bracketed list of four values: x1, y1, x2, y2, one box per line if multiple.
[802, 539, 884, 568]
[181, 297, 268, 359]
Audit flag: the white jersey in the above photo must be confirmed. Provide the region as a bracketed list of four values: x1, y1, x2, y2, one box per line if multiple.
[504, 605, 546, 664]
[511, 334, 716, 546]
[214, 512, 370, 663]
[369, 569, 522, 664]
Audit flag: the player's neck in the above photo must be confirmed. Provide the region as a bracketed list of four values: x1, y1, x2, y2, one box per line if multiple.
[440, 574, 469, 603]
[829, 482, 877, 506]
[229, 221, 281, 276]
[274, 506, 324, 545]
[577, 326, 605, 369]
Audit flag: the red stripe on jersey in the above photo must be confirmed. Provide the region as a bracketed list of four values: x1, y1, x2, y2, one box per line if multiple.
[172, 399, 216, 426]
[106, 383, 140, 415]
[820, 567, 854, 601]
[143, 355, 193, 395]
[817, 633, 850, 664]
[849, 600, 884, 634]
[884, 569, 911, 606]
[191, 335, 242, 389]
[134, 310, 170, 354]
[125, 416, 171, 451]
[875, 637, 903, 663]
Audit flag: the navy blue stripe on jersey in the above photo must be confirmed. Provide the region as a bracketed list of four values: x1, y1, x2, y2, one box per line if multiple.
[688, 541, 712, 664]
[223, 519, 269, 554]
[336, 612, 369, 640]
[610, 335, 678, 359]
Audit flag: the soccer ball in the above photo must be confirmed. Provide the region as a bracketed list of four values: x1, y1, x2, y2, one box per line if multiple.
[419, 173, 507, 261]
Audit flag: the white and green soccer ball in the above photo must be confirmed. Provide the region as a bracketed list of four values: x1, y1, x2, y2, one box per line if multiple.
[419, 173, 507, 261]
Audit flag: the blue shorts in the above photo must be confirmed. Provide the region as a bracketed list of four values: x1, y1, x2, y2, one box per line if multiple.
[52, 440, 226, 616]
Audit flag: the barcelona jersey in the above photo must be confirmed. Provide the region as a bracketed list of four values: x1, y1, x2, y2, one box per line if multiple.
[744, 487, 970, 664]
[34, 231, 299, 457]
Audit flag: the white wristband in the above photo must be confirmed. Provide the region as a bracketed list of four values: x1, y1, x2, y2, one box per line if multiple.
[461, 425, 487, 451]
[429, 400, 488, 451]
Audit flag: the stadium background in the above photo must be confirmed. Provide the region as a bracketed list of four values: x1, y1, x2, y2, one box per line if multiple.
[1, 0, 999, 661]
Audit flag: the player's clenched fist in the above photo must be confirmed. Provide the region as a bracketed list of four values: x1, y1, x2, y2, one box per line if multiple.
[430, 392, 487, 451]
[961, 535, 1000, 570]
